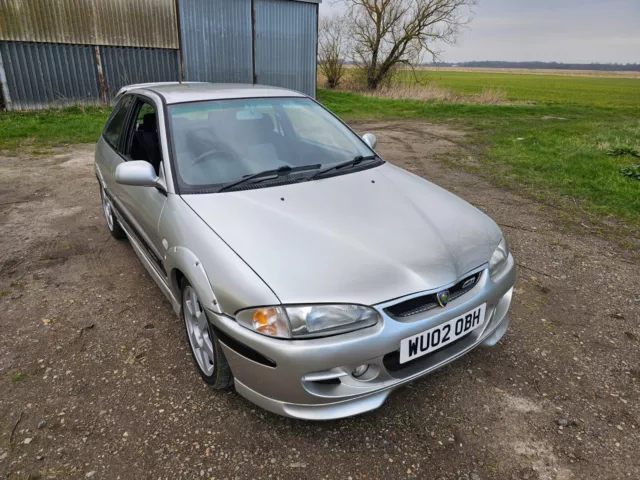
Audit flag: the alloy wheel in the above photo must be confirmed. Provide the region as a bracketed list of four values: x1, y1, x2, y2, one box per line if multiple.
[101, 189, 114, 231]
[183, 286, 215, 376]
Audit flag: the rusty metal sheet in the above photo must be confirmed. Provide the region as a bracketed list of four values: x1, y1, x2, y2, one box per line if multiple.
[0, 0, 178, 49]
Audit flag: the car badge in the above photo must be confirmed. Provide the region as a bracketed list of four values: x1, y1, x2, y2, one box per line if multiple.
[436, 290, 450, 308]
[461, 277, 476, 289]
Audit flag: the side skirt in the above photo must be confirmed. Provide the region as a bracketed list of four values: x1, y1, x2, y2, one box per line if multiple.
[110, 204, 181, 314]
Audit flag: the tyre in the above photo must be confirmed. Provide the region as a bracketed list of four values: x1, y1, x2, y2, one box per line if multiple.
[100, 185, 126, 240]
[181, 278, 233, 389]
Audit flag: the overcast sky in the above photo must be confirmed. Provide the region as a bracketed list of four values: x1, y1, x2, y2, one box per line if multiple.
[319, 0, 640, 64]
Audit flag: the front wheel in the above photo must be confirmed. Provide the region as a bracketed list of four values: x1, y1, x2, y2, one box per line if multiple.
[100, 185, 126, 240]
[181, 278, 232, 389]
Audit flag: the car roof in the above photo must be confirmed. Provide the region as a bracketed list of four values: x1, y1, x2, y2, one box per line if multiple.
[120, 82, 307, 104]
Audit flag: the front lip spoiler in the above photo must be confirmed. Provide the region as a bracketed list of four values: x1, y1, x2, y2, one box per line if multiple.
[232, 314, 511, 420]
[234, 378, 391, 421]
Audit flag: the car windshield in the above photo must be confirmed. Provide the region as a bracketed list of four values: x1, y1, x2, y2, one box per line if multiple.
[168, 97, 377, 192]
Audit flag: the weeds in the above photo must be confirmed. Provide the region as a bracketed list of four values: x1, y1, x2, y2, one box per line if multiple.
[620, 165, 640, 181]
[363, 85, 510, 105]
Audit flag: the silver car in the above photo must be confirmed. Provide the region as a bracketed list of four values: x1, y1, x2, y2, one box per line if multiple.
[95, 82, 515, 420]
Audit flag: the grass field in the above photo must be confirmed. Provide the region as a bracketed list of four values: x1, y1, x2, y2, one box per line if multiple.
[1, 72, 639, 229]
[416, 66, 640, 79]
[393, 70, 640, 108]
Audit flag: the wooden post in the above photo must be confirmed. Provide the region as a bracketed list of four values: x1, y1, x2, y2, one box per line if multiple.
[0, 49, 12, 110]
[251, 0, 257, 84]
[94, 46, 108, 105]
[174, 0, 185, 81]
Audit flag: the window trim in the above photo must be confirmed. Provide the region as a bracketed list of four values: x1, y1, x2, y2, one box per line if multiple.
[122, 95, 161, 161]
[102, 95, 135, 153]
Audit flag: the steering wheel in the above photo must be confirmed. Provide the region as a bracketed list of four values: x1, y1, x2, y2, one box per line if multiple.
[192, 142, 240, 167]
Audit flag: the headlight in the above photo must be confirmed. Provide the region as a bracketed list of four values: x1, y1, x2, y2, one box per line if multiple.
[286, 305, 379, 338]
[489, 236, 509, 278]
[236, 304, 379, 339]
[236, 307, 291, 338]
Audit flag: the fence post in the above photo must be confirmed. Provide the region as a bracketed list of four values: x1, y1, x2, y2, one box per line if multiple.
[174, 0, 185, 81]
[94, 46, 109, 105]
[0, 48, 12, 110]
[251, 0, 257, 84]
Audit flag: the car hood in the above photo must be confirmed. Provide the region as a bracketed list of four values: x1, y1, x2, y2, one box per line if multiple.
[182, 163, 502, 306]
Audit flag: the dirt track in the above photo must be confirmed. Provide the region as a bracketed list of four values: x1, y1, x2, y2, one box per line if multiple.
[1, 122, 639, 480]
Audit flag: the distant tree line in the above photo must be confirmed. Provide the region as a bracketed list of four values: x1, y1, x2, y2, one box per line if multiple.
[427, 61, 640, 72]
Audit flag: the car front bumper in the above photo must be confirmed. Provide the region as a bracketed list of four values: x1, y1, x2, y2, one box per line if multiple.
[207, 255, 516, 420]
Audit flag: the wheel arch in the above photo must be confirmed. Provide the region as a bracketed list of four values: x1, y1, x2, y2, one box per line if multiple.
[165, 246, 222, 315]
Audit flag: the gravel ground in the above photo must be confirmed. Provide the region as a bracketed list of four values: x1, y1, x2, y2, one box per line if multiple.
[0, 121, 638, 480]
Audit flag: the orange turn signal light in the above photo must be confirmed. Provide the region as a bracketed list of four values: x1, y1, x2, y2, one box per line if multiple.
[253, 308, 277, 326]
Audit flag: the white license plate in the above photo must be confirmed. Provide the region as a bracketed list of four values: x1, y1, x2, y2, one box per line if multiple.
[399, 303, 486, 364]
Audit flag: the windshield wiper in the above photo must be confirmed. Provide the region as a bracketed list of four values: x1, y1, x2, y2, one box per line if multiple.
[307, 155, 378, 181]
[216, 164, 321, 193]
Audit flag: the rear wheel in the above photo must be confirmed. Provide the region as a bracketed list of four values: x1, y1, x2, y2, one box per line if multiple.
[181, 278, 232, 389]
[100, 185, 126, 239]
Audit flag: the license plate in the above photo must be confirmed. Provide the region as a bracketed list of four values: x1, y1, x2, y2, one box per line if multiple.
[399, 303, 486, 364]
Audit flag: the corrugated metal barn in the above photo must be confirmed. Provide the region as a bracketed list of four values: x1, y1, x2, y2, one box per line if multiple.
[0, 0, 319, 110]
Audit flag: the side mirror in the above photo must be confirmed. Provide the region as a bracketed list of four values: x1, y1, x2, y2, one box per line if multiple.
[362, 133, 377, 149]
[115, 161, 162, 188]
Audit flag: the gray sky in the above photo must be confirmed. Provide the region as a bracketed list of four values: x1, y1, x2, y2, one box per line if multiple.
[319, 0, 640, 64]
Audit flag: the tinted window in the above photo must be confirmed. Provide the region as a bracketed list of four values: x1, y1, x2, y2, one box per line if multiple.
[103, 96, 133, 149]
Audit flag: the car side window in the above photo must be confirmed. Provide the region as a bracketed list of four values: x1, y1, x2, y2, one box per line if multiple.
[103, 96, 133, 149]
[124, 99, 162, 174]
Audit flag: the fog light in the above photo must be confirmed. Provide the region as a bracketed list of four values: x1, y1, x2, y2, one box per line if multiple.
[352, 364, 370, 378]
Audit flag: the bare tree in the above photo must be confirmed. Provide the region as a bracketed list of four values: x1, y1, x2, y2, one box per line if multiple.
[318, 15, 348, 89]
[346, 0, 477, 89]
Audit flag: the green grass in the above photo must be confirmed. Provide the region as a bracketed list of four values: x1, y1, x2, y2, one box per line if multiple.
[318, 88, 640, 228]
[395, 70, 640, 108]
[0, 106, 110, 151]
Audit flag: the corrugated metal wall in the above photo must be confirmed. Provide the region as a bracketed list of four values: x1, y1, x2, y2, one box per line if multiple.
[101, 46, 180, 100]
[0, 0, 178, 49]
[0, 42, 100, 110]
[178, 0, 317, 96]
[0, 0, 319, 109]
[254, 0, 317, 96]
[178, 0, 253, 84]
[0, 42, 181, 109]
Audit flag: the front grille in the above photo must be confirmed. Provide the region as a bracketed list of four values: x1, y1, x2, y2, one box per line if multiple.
[384, 271, 482, 318]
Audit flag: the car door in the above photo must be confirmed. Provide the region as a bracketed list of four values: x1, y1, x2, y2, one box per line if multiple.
[115, 96, 168, 273]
